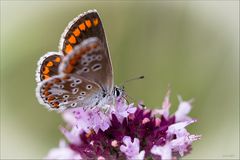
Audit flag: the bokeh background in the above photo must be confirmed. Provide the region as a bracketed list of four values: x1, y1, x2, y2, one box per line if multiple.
[1, 1, 239, 159]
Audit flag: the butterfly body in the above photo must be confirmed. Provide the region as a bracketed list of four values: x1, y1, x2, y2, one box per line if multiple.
[36, 10, 122, 111]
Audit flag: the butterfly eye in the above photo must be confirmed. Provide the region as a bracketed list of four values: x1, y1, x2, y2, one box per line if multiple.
[114, 88, 121, 97]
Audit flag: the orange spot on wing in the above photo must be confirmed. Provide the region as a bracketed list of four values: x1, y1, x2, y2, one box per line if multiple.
[70, 58, 77, 65]
[44, 91, 51, 96]
[93, 18, 99, 26]
[73, 28, 80, 37]
[63, 75, 70, 80]
[92, 43, 98, 49]
[47, 96, 54, 102]
[65, 64, 74, 73]
[43, 67, 50, 74]
[85, 20, 92, 28]
[53, 102, 59, 108]
[54, 57, 61, 63]
[75, 53, 81, 59]
[68, 35, 76, 44]
[46, 61, 53, 67]
[45, 83, 53, 89]
[79, 23, 86, 31]
[43, 75, 50, 80]
[85, 46, 91, 52]
[54, 78, 61, 83]
[65, 44, 73, 54]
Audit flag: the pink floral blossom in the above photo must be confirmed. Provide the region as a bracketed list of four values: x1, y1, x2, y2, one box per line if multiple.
[44, 90, 200, 159]
[45, 140, 82, 160]
[120, 136, 145, 160]
[112, 98, 137, 123]
[151, 143, 172, 160]
[175, 95, 193, 122]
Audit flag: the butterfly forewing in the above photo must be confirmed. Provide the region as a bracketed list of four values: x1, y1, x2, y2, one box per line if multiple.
[60, 10, 108, 56]
[59, 9, 113, 93]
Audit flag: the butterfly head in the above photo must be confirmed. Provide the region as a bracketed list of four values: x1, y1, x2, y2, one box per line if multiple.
[113, 86, 125, 98]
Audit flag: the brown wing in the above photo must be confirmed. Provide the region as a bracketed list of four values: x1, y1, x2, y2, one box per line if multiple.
[36, 74, 102, 111]
[59, 10, 109, 57]
[60, 37, 112, 93]
[35, 52, 63, 83]
[58, 9, 113, 93]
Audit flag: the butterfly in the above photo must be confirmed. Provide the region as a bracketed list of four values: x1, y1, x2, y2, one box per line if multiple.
[36, 9, 124, 111]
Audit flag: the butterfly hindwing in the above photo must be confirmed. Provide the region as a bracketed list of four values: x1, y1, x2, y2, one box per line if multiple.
[36, 52, 63, 82]
[36, 74, 102, 110]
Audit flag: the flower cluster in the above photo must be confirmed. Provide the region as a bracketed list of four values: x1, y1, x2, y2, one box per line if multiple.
[45, 91, 201, 160]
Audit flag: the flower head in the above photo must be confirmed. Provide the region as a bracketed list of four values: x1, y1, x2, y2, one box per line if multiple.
[45, 90, 201, 159]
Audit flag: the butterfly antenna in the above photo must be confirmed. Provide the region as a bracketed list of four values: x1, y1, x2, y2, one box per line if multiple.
[121, 75, 144, 86]
[120, 75, 144, 104]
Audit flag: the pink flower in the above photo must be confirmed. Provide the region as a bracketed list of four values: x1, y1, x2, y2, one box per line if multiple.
[152, 89, 171, 118]
[112, 98, 137, 123]
[170, 133, 201, 156]
[60, 126, 82, 145]
[161, 89, 171, 118]
[175, 96, 193, 122]
[44, 89, 200, 159]
[88, 108, 111, 132]
[62, 107, 111, 133]
[120, 136, 145, 160]
[45, 140, 82, 160]
[167, 120, 201, 156]
[151, 143, 172, 160]
[97, 156, 105, 160]
[167, 120, 197, 135]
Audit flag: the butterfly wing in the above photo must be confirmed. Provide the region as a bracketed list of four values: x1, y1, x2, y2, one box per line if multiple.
[36, 74, 103, 111]
[60, 37, 112, 92]
[36, 10, 114, 111]
[36, 38, 111, 110]
[35, 52, 63, 83]
[58, 10, 113, 93]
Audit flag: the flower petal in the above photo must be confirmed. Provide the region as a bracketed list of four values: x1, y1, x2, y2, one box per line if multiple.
[175, 96, 193, 122]
[45, 140, 82, 160]
[151, 143, 172, 160]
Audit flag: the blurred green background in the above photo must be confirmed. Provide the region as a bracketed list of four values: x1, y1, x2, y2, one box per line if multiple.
[1, 1, 239, 159]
